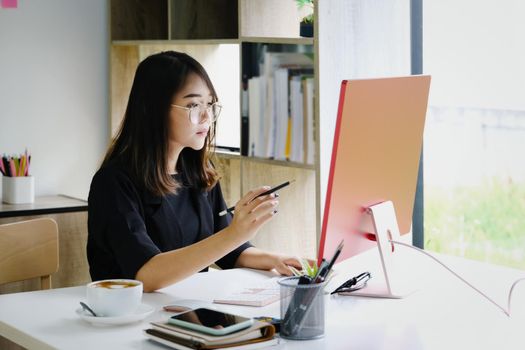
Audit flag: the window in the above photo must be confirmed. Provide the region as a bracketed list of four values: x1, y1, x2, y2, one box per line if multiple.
[423, 0, 525, 268]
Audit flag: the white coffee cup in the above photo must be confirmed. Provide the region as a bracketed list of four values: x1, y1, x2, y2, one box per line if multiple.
[86, 279, 143, 317]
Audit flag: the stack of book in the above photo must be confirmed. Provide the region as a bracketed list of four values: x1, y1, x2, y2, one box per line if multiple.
[144, 320, 278, 350]
[245, 52, 315, 165]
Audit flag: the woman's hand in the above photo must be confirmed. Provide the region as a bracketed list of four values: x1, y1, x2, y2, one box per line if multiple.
[235, 248, 316, 277]
[228, 186, 279, 241]
[270, 254, 304, 276]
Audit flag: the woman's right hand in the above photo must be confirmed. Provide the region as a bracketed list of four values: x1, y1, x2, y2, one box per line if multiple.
[228, 186, 279, 241]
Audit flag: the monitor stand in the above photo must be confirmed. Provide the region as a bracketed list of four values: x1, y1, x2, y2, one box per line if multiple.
[344, 200, 415, 299]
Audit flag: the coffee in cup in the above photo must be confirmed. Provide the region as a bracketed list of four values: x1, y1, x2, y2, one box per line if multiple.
[86, 279, 143, 317]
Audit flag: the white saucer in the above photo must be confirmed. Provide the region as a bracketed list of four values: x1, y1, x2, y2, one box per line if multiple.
[76, 303, 155, 326]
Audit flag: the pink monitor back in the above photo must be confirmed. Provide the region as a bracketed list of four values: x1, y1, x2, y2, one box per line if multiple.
[318, 76, 431, 262]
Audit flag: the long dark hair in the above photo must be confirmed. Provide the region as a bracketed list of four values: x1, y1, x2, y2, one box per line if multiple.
[102, 51, 219, 195]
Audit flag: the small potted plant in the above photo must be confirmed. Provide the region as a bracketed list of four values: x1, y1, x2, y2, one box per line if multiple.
[296, 0, 314, 38]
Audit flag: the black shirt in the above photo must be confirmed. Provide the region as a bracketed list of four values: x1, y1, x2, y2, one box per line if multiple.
[87, 163, 252, 281]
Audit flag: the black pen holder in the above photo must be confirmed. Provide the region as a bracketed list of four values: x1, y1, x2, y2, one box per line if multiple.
[278, 276, 326, 340]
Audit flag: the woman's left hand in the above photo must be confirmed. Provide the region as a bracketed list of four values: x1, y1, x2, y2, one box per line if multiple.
[235, 247, 316, 276]
[271, 254, 316, 276]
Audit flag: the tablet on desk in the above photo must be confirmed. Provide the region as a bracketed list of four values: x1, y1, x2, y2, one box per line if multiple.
[168, 308, 254, 336]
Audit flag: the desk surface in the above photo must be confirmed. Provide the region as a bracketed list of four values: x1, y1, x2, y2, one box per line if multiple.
[0, 195, 87, 218]
[1, 249, 524, 350]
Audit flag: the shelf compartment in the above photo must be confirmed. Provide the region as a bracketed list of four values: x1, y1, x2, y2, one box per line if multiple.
[111, 0, 168, 40]
[240, 0, 313, 39]
[169, 0, 238, 40]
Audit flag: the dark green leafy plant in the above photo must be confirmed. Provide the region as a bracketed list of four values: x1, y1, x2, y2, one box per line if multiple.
[296, 0, 314, 24]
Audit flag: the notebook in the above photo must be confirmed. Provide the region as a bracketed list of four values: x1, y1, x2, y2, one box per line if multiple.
[213, 277, 282, 307]
[144, 319, 278, 350]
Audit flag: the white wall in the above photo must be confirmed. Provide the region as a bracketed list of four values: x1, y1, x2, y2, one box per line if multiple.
[317, 0, 411, 221]
[0, 0, 108, 200]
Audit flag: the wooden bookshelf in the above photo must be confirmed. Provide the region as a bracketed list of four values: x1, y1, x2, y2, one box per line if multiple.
[108, 0, 318, 259]
[109, 0, 411, 259]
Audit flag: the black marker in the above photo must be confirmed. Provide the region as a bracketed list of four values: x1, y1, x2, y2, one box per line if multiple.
[218, 180, 295, 216]
[315, 240, 344, 283]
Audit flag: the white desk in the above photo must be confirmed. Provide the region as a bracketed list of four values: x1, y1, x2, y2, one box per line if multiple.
[1, 248, 524, 350]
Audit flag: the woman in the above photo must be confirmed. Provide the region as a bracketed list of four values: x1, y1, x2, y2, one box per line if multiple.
[87, 51, 303, 292]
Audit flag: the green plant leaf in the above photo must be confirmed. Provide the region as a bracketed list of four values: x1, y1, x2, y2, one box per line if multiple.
[296, 0, 314, 24]
[295, 0, 313, 9]
[301, 13, 314, 24]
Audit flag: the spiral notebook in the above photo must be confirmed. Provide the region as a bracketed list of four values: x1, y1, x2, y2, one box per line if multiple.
[213, 277, 282, 307]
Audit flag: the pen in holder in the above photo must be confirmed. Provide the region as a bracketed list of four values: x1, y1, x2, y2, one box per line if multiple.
[278, 276, 327, 340]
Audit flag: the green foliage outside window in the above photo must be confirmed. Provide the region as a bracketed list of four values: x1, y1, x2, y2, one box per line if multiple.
[425, 179, 525, 269]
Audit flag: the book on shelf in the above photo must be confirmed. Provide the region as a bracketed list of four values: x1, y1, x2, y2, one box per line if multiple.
[274, 68, 289, 161]
[248, 76, 262, 158]
[263, 74, 275, 158]
[285, 67, 314, 163]
[290, 75, 304, 163]
[144, 319, 278, 350]
[303, 77, 315, 165]
[245, 52, 315, 163]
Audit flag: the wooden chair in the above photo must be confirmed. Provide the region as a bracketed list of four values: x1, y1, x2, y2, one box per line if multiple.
[0, 218, 59, 289]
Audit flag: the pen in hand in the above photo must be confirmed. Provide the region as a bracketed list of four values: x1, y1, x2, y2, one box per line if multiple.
[218, 180, 295, 216]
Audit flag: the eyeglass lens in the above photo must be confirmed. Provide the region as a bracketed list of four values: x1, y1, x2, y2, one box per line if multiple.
[189, 104, 221, 124]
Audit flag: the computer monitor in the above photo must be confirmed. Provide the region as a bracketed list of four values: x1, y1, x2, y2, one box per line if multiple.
[317, 76, 431, 297]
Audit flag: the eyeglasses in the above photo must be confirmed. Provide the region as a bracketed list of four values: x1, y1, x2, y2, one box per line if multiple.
[171, 102, 222, 125]
[330, 271, 371, 294]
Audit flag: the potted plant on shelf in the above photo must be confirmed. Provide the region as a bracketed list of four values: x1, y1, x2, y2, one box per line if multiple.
[296, 0, 314, 38]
